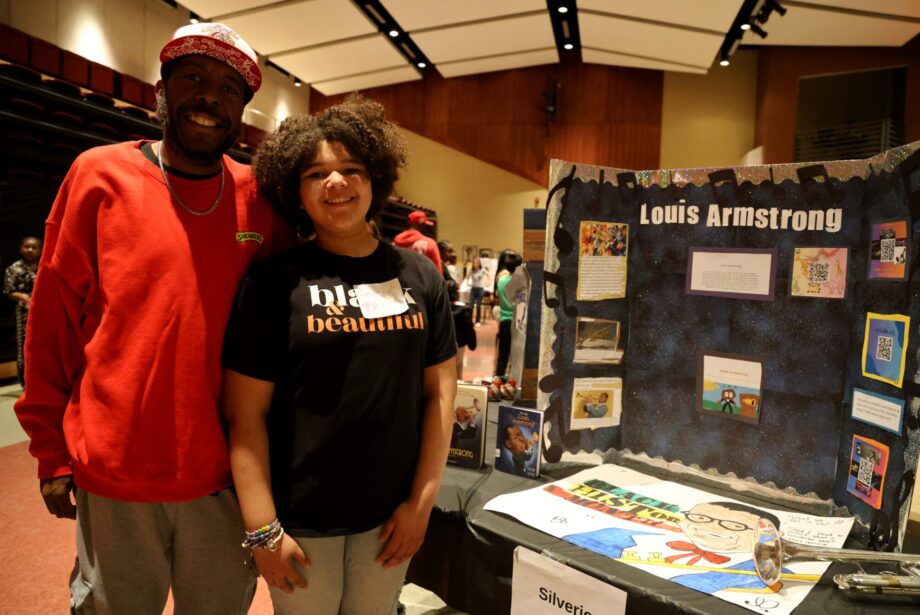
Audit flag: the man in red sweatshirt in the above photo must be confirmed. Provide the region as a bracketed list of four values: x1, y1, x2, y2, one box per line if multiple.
[14, 23, 288, 614]
[393, 210, 442, 271]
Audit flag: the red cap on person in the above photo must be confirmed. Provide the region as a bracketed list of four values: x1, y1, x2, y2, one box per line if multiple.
[160, 22, 262, 94]
[408, 211, 434, 226]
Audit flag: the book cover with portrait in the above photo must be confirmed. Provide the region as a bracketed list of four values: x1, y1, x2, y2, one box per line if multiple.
[494, 405, 544, 478]
[447, 382, 489, 469]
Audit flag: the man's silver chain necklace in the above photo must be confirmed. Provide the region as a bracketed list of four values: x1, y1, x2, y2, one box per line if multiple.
[156, 142, 224, 216]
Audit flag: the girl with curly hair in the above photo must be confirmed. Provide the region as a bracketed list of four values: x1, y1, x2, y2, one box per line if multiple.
[221, 96, 457, 614]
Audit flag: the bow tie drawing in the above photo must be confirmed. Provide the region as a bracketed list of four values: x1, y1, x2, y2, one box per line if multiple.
[664, 541, 731, 565]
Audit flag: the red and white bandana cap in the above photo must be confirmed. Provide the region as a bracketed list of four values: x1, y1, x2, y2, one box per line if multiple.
[160, 22, 262, 93]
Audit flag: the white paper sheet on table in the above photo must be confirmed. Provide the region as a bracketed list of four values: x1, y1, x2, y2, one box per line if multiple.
[484, 464, 854, 615]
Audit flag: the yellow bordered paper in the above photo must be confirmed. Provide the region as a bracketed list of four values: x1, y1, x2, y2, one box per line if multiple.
[861, 312, 910, 388]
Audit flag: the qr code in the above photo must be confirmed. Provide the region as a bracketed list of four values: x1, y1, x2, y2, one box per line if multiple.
[808, 262, 829, 283]
[880, 238, 896, 263]
[876, 335, 893, 362]
[857, 456, 874, 487]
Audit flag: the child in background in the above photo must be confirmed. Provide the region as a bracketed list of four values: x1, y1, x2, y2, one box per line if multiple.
[3, 236, 41, 387]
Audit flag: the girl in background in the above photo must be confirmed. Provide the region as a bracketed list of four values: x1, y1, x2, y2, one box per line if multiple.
[468, 258, 484, 325]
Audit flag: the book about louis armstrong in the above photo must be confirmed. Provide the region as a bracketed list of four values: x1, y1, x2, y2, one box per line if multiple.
[494, 405, 544, 478]
[447, 382, 489, 469]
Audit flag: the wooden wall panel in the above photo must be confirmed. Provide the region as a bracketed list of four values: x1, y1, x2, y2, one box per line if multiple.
[311, 62, 663, 186]
[755, 34, 920, 164]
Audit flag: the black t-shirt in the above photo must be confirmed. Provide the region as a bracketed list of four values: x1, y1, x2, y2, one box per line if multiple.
[223, 240, 456, 536]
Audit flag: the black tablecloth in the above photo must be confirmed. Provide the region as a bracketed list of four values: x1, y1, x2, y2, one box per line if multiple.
[407, 405, 919, 615]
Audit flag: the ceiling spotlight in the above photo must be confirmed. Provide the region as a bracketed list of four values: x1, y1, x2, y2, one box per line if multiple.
[189, 12, 200, 24]
[749, 22, 767, 38]
[740, 23, 751, 30]
[564, 43, 574, 50]
[388, 29, 399, 37]
[719, 50, 730, 67]
[768, 0, 787, 16]
[558, 6, 569, 13]
[294, 78, 302, 87]
[417, 61, 426, 68]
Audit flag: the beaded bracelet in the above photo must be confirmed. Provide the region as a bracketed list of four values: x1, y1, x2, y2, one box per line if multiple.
[242, 518, 284, 551]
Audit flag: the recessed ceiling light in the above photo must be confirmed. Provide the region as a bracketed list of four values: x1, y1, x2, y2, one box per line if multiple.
[719, 59, 730, 67]
[388, 29, 399, 37]
[564, 43, 574, 50]
[740, 23, 751, 30]
[417, 62, 427, 68]
[558, 6, 569, 13]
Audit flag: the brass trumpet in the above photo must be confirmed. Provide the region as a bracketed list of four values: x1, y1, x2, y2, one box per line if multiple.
[752, 518, 920, 594]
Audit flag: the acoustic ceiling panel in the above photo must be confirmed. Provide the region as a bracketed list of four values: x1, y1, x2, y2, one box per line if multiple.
[437, 48, 559, 79]
[312, 65, 421, 96]
[582, 47, 709, 74]
[742, 3, 920, 46]
[382, 0, 547, 31]
[580, 12, 722, 69]
[412, 13, 555, 64]
[222, 0, 375, 56]
[272, 35, 406, 84]
[180, 0, 270, 19]
[579, 0, 744, 32]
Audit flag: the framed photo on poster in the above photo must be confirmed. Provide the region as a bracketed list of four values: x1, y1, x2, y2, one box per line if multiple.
[846, 434, 889, 509]
[867, 218, 909, 281]
[790, 246, 848, 299]
[697, 351, 764, 425]
[861, 312, 910, 388]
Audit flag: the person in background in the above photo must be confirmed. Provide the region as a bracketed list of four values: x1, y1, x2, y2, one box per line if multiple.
[394, 210, 442, 271]
[468, 257, 485, 326]
[438, 239, 459, 282]
[3, 236, 41, 387]
[495, 250, 523, 376]
[222, 95, 457, 614]
[439, 241, 476, 379]
[13, 23, 287, 614]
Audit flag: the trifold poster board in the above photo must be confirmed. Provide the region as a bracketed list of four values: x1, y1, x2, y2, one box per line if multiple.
[536, 143, 920, 549]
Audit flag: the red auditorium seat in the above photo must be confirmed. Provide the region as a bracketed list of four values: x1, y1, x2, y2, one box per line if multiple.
[30, 38, 62, 77]
[44, 78, 82, 98]
[50, 142, 84, 158]
[0, 23, 29, 64]
[7, 133, 45, 148]
[85, 90, 115, 107]
[120, 74, 144, 106]
[89, 61, 115, 95]
[61, 50, 89, 87]
[51, 109, 82, 127]
[0, 63, 42, 84]
[87, 122, 118, 139]
[7, 98, 45, 117]
[119, 104, 151, 119]
[143, 83, 157, 110]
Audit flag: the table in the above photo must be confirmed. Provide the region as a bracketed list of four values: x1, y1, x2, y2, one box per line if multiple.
[407, 406, 920, 615]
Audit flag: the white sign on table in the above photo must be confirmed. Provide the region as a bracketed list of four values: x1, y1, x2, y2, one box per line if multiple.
[511, 547, 626, 615]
